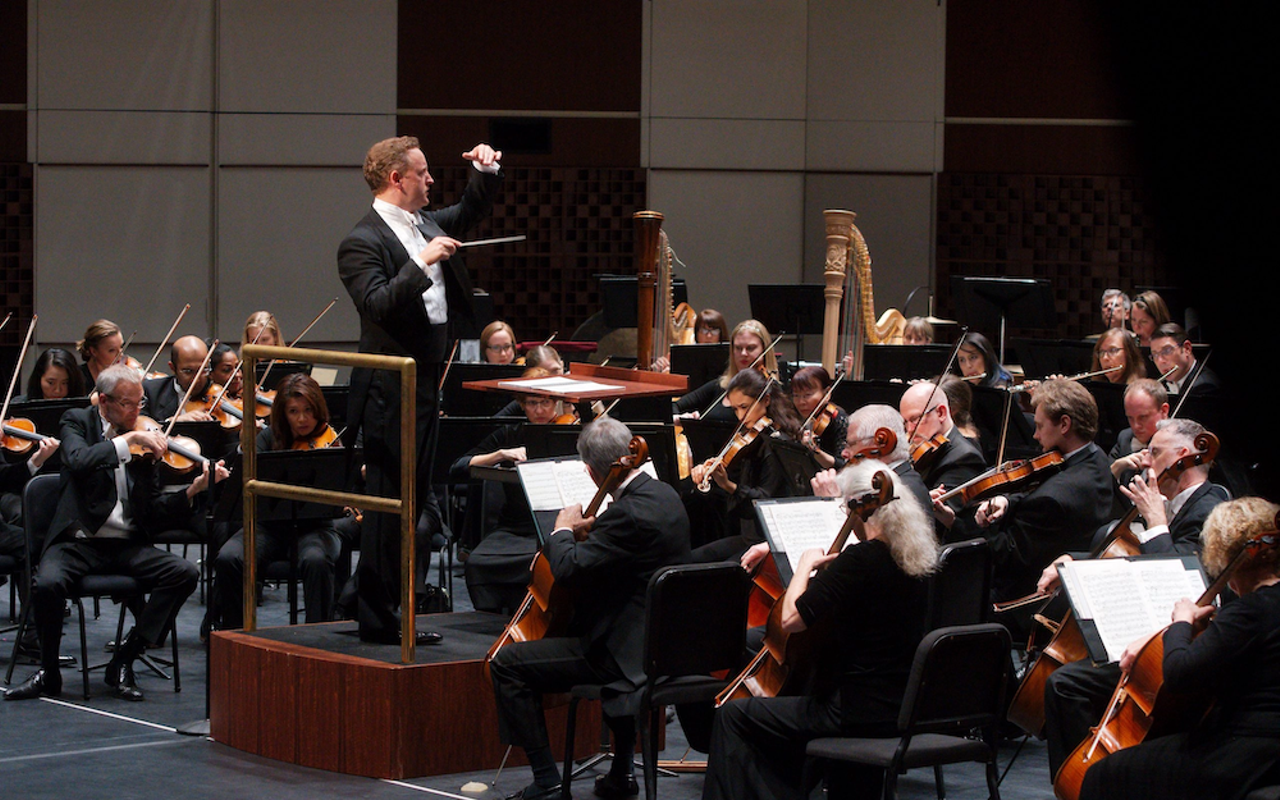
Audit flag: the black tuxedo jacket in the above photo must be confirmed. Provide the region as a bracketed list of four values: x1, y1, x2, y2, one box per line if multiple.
[46, 407, 192, 549]
[891, 459, 935, 520]
[989, 443, 1117, 601]
[543, 472, 692, 693]
[142, 376, 183, 424]
[919, 425, 986, 496]
[1141, 481, 1230, 556]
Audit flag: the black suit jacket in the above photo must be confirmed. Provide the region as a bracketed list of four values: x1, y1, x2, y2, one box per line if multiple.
[46, 407, 192, 549]
[543, 472, 692, 692]
[1141, 481, 1229, 556]
[891, 459, 934, 520]
[142, 376, 183, 424]
[988, 443, 1117, 601]
[919, 425, 987, 496]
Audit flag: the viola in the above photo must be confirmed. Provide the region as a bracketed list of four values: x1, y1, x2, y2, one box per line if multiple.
[808, 403, 840, 439]
[909, 432, 948, 474]
[127, 415, 208, 474]
[291, 423, 339, 451]
[1, 417, 54, 454]
[847, 426, 898, 463]
[184, 383, 247, 430]
[487, 436, 650, 665]
[936, 451, 1065, 508]
[717, 470, 895, 705]
[695, 415, 771, 493]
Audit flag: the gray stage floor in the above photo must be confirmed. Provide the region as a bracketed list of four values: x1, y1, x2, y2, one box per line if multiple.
[0, 552, 1057, 799]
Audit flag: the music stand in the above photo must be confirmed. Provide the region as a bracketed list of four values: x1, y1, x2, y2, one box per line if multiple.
[771, 439, 820, 496]
[830, 379, 909, 415]
[434, 417, 510, 483]
[669, 343, 729, 389]
[1014, 338, 1094, 379]
[442, 363, 526, 416]
[1085, 381, 1128, 454]
[950, 276, 1056, 363]
[598, 275, 688, 329]
[255, 449, 353, 523]
[321, 385, 350, 434]
[969, 385, 1038, 463]
[255, 360, 312, 392]
[676, 418, 737, 465]
[861, 344, 953, 382]
[748, 284, 825, 362]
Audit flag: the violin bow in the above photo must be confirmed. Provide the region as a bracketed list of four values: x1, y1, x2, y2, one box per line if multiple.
[260, 298, 337, 387]
[906, 326, 968, 443]
[800, 372, 846, 432]
[143, 303, 191, 376]
[438, 339, 460, 393]
[699, 374, 776, 491]
[0, 315, 38, 428]
[1170, 349, 1212, 420]
[0, 312, 11, 333]
[164, 339, 218, 439]
[701, 332, 784, 419]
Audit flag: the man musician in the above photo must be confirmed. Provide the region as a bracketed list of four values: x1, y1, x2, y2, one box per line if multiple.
[141, 335, 215, 424]
[898, 381, 986, 535]
[488, 418, 691, 799]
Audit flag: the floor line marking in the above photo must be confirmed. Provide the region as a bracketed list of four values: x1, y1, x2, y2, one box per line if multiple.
[39, 696, 180, 732]
[381, 778, 476, 799]
[0, 738, 188, 764]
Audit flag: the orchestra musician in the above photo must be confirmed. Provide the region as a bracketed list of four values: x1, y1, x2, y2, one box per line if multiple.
[1040, 418, 1229, 777]
[695, 308, 730, 343]
[207, 341, 244, 402]
[4, 365, 228, 701]
[211, 374, 343, 630]
[1151, 323, 1221, 399]
[898, 381, 986, 518]
[337, 135, 502, 644]
[1078, 496, 1280, 800]
[1100, 289, 1130, 332]
[703, 461, 938, 800]
[675, 319, 778, 422]
[18, 347, 88, 402]
[1091, 327, 1146, 385]
[790, 366, 848, 471]
[1129, 290, 1171, 347]
[480, 320, 518, 365]
[496, 347, 564, 418]
[243, 310, 283, 349]
[902, 316, 935, 345]
[953, 331, 1012, 389]
[141, 335, 215, 424]
[812, 404, 934, 516]
[488, 417, 691, 800]
[76, 319, 125, 389]
[1109, 379, 1170, 485]
[938, 374, 982, 444]
[934, 379, 1116, 606]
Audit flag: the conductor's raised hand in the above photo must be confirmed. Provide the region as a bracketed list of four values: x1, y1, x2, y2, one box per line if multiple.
[462, 143, 502, 169]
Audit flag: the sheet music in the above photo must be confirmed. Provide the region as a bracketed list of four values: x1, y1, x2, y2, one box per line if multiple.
[497, 376, 619, 395]
[757, 498, 851, 558]
[517, 458, 659, 513]
[1059, 557, 1207, 663]
[517, 461, 567, 511]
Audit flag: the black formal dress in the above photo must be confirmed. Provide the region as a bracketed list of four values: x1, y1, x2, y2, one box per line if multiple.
[1079, 582, 1280, 800]
[674, 377, 736, 423]
[337, 166, 501, 641]
[29, 407, 199, 678]
[689, 433, 791, 563]
[1042, 481, 1229, 775]
[212, 428, 342, 628]
[704, 538, 929, 800]
[489, 472, 691, 752]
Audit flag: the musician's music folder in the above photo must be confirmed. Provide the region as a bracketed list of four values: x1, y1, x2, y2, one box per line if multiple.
[753, 497, 852, 585]
[1057, 555, 1207, 664]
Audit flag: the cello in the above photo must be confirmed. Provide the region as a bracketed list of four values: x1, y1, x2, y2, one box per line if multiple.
[716, 470, 895, 705]
[486, 436, 649, 664]
[1004, 431, 1221, 737]
[1053, 516, 1280, 800]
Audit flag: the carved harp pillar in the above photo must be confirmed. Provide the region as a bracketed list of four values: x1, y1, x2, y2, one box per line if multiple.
[821, 209, 855, 376]
[634, 211, 664, 370]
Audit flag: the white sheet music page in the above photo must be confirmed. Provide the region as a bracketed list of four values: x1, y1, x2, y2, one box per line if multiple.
[496, 376, 618, 395]
[757, 498, 851, 559]
[518, 458, 659, 513]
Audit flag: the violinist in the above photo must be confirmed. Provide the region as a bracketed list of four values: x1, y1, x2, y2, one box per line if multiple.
[207, 341, 244, 401]
[480, 320, 518, 365]
[704, 462, 939, 800]
[935, 379, 1116, 606]
[689, 367, 799, 562]
[790, 366, 847, 470]
[938, 374, 982, 443]
[141, 335, 214, 424]
[75, 318, 124, 388]
[1040, 418, 1229, 777]
[4, 365, 227, 702]
[243, 310, 283, 349]
[496, 348, 564, 418]
[211, 373, 343, 631]
[1109, 379, 1169, 485]
[1129, 290, 1171, 347]
[1091, 328, 1145, 385]
[898, 381, 985, 513]
[453, 378, 561, 615]
[674, 319, 778, 422]
[18, 347, 88, 402]
[1078, 497, 1280, 800]
[488, 417, 690, 800]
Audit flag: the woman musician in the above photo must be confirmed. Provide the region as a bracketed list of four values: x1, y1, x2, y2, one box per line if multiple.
[675, 319, 778, 423]
[790, 366, 848, 471]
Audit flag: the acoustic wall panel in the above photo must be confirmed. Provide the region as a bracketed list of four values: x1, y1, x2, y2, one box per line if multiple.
[218, 113, 394, 166]
[34, 110, 211, 165]
[649, 118, 806, 171]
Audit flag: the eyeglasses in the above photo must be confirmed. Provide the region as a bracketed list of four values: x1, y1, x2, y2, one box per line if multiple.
[1152, 345, 1180, 359]
[520, 397, 555, 409]
[486, 343, 514, 352]
[176, 366, 210, 377]
[1098, 347, 1124, 358]
[104, 394, 145, 411]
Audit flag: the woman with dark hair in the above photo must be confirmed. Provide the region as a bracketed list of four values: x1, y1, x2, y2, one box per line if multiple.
[696, 308, 731, 343]
[1091, 328, 1146, 385]
[22, 347, 88, 401]
[206, 340, 244, 401]
[212, 374, 342, 629]
[953, 331, 1012, 389]
[1130, 291, 1172, 347]
[789, 366, 847, 470]
[689, 367, 799, 561]
[938, 374, 981, 443]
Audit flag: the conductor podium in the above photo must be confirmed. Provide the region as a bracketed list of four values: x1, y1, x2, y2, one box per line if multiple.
[209, 612, 601, 779]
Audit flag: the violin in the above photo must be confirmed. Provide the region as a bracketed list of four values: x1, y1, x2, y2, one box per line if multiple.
[1054, 519, 1280, 800]
[1, 417, 55, 454]
[935, 451, 1065, 508]
[718, 470, 895, 705]
[487, 437, 650, 665]
[127, 415, 208, 474]
[909, 432, 949, 474]
[291, 423, 339, 451]
[184, 383, 248, 430]
[695, 415, 771, 493]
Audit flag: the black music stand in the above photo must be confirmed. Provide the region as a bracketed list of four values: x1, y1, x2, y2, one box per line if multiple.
[169, 420, 238, 465]
[255, 449, 352, 523]
[1086, 381, 1128, 454]
[669, 343, 729, 389]
[321, 385, 350, 434]
[969, 385, 1038, 463]
[255, 360, 311, 392]
[861, 344, 953, 382]
[748, 284, 824, 363]
[598, 275, 688, 329]
[950, 276, 1056, 363]
[442, 363, 525, 416]
[771, 439, 820, 496]
[1014, 338, 1095, 379]
[676, 418, 737, 466]
[830, 379, 909, 415]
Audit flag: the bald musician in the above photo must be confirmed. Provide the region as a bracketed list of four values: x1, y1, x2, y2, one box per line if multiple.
[898, 381, 985, 519]
[141, 335, 214, 424]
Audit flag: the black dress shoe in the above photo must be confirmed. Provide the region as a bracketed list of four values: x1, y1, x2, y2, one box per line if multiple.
[105, 661, 145, 702]
[4, 668, 61, 701]
[594, 773, 639, 798]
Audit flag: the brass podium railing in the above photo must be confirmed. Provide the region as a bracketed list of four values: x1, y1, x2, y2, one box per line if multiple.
[240, 344, 418, 664]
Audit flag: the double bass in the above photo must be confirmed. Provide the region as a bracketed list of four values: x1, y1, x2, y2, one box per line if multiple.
[486, 436, 649, 664]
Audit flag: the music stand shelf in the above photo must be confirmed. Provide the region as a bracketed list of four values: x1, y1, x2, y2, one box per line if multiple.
[463, 363, 688, 408]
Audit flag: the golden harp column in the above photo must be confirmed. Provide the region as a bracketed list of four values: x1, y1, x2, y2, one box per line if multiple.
[821, 209, 855, 375]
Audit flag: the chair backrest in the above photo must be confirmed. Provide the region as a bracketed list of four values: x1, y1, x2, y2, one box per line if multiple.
[22, 473, 63, 567]
[926, 537, 993, 630]
[643, 562, 750, 680]
[898, 623, 1011, 735]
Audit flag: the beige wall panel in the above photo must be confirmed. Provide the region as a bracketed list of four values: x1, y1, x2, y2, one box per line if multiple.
[219, 113, 395, 166]
[33, 1, 213, 111]
[647, 170, 805, 332]
[806, 0, 944, 123]
[649, 118, 806, 171]
[806, 120, 937, 173]
[35, 110, 211, 164]
[215, 167, 366, 345]
[217, 0, 395, 114]
[803, 174, 934, 340]
[649, 0, 807, 120]
[35, 165, 212, 342]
